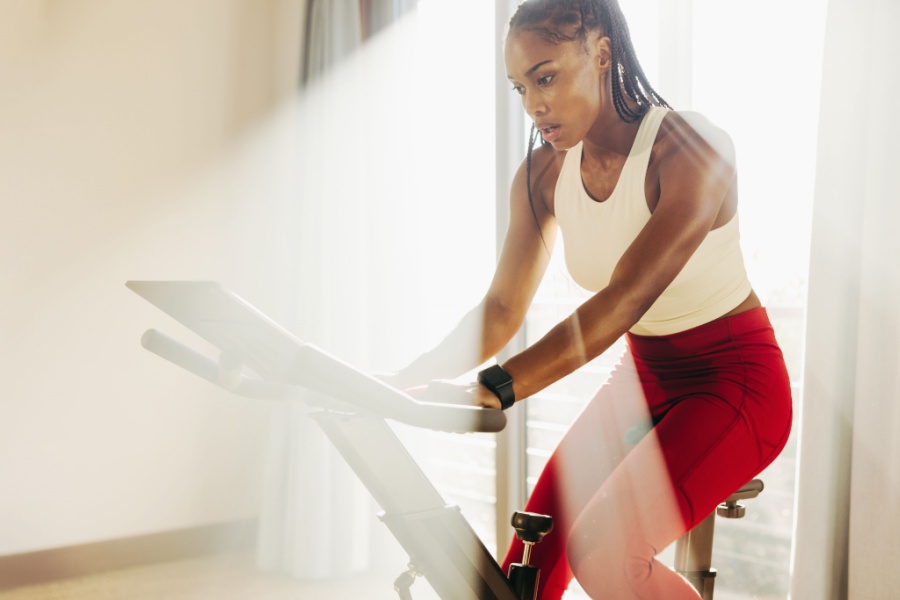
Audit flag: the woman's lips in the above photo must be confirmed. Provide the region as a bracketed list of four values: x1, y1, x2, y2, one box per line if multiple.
[540, 125, 561, 142]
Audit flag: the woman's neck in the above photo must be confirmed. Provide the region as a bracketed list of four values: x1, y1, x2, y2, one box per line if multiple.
[582, 111, 642, 160]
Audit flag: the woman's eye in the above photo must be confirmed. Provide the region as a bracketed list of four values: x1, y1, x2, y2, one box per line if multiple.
[511, 85, 525, 95]
[537, 75, 554, 86]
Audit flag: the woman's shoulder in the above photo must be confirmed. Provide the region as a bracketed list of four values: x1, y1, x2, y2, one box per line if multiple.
[530, 142, 568, 182]
[526, 143, 568, 214]
[656, 109, 736, 167]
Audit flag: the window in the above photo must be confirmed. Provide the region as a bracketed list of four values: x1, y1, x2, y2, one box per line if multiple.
[384, 2, 827, 597]
[387, 0, 502, 558]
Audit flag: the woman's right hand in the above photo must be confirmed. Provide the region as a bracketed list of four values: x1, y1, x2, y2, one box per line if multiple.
[405, 379, 503, 410]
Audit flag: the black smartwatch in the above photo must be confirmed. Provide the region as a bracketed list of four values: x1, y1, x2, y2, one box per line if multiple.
[477, 364, 516, 410]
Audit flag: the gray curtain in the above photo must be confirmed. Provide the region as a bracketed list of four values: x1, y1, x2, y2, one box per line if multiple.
[303, 0, 362, 84]
[303, 0, 417, 84]
[362, 0, 418, 40]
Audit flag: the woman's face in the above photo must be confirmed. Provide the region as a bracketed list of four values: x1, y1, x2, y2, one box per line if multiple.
[505, 28, 609, 150]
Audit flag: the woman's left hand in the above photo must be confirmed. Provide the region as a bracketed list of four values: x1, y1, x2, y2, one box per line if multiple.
[406, 379, 503, 410]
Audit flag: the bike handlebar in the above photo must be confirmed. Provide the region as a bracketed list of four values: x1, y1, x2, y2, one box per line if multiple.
[139, 326, 506, 434]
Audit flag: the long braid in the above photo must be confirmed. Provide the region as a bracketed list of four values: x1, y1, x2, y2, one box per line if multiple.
[525, 123, 546, 244]
[604, 2, 642, 122]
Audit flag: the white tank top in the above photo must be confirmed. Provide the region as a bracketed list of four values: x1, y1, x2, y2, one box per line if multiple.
[554, 107, 752, 336]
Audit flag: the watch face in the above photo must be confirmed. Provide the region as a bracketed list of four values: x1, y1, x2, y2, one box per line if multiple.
[482, 365, 512, 388]
[479, 365, 514, 409]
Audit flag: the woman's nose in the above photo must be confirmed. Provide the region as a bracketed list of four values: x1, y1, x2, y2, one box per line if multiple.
[523, 93, 547, 118]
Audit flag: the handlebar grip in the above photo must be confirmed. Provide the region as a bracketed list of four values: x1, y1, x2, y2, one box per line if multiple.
[141, 328, 218, 382]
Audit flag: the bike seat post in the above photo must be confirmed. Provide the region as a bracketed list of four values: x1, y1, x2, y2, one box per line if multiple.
[674, 479, 764, 600]
[508, 511, 553, 600]
[520, 540, 534, 567]
[674, 511, 717, 598]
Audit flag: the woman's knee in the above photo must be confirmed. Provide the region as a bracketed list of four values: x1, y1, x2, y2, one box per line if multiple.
[567, 526, 658, 596]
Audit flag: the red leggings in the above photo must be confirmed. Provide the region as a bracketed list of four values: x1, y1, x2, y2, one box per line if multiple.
[500, 307, 793, 599]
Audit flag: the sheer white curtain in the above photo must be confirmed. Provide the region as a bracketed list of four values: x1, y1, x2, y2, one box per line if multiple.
[791, 0, 900, 597]
[256, 0, 496, 580]
[257, 0, 378, 579]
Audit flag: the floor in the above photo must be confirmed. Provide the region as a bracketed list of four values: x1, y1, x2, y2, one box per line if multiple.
[0, 549, 768, 600]
[0, 551, 441, 600]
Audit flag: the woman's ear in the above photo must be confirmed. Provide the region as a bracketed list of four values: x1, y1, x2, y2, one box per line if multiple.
[594, 35, 612, 74]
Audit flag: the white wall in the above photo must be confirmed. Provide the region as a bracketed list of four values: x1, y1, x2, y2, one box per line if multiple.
[0, 0, 306, 555]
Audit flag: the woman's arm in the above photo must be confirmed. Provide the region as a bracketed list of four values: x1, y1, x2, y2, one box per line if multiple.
[501, 114, 738, 401]
[392, 146, 560, 388]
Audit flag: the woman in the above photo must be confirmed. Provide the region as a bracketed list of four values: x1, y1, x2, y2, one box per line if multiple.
[390, 1, 793, 598]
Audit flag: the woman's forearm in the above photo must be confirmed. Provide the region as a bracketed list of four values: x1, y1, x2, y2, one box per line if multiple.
[394, 297, 522, 387]
[500, 282, 646, 400]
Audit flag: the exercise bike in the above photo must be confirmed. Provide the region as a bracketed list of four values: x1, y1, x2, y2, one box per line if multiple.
[128, 280, 552, 600]
[127, 280, 762, 600]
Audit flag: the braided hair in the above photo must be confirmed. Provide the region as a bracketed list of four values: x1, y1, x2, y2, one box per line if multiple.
[508, 0, 670, 235]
